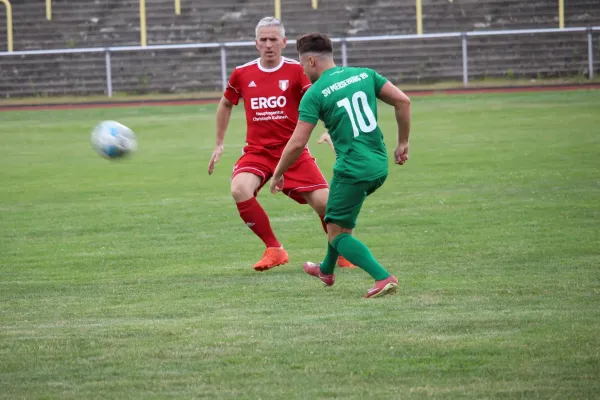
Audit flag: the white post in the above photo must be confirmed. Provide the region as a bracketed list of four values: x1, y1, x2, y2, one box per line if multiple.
[588, 28, 594, 80]
[461, 33, 468, 87]
[105, 49, 113, 97]
[341, 40, 347, 67]
[220, 45, 227, 91]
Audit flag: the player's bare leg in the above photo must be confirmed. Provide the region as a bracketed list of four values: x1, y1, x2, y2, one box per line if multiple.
[301, 189, 356, 268]
[231, 172, 288, 270]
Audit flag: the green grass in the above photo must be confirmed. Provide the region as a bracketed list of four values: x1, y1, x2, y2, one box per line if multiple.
[1, 90, 599, 399]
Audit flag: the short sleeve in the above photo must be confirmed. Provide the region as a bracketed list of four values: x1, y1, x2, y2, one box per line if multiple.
[370, 69, 389, 94]
[298, 87, 320, 125]
[223, 69, 242, 105]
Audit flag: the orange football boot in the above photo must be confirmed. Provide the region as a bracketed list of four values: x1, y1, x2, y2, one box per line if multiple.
[337, 256, 357, 268]
[253, 247, 289, 271]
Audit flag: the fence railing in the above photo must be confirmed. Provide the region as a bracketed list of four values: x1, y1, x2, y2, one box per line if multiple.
[0, 26, 598, 97]
[3, 0, 571, 50]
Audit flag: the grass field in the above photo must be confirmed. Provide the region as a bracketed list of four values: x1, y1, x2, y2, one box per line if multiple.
[1, 90, 599, 399]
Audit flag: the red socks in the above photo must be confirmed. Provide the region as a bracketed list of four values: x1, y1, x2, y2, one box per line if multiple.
[236, 197, 281, 248]
[236, 198, 327, 247]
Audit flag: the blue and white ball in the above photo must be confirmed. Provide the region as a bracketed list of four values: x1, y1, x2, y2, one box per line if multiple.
[91, 120, 137, 159]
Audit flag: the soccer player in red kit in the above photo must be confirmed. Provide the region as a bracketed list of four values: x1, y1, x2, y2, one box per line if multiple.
[208, 17, 354, 271]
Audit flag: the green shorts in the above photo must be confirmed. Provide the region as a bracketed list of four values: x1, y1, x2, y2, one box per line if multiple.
[324, 174, 388, 229]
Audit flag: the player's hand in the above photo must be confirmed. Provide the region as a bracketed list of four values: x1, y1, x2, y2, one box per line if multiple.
[208, 144, 224, 175]
[394, 142, 409, 165]
[270, 175, 284, 194]
[317, 132, 334, 151]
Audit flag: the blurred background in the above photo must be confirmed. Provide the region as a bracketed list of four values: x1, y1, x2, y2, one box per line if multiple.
[0, 0, 598, 99]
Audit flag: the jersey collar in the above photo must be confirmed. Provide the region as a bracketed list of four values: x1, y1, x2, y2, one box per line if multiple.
[257, 57, 285, 73]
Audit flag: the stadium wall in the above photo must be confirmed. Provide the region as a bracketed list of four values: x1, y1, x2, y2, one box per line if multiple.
[0, 0, 598, 97]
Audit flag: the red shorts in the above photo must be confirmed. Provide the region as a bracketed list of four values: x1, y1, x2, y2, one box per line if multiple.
[231, 145, 328, 204]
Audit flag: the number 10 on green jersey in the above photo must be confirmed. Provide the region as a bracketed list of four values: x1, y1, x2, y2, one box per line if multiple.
[299, 66, 390, 182]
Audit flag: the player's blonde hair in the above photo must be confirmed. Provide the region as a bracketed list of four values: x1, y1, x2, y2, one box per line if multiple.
[255, 17, 285, 39]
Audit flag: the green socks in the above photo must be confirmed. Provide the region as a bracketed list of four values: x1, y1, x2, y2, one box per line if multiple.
[319, 242, 338, 275]
[331, 233, 391, 280]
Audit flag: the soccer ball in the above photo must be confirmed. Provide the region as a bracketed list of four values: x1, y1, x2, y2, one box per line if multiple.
[91, 120, 137, 159]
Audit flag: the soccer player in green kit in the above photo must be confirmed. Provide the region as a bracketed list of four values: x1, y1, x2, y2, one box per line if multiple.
[269, 32, 411, 298]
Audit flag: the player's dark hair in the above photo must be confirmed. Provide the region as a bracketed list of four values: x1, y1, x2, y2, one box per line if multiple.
[296, 32, 333, 55]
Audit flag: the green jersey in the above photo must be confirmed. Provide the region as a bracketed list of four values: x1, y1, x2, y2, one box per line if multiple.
[299, 66, 389, 182]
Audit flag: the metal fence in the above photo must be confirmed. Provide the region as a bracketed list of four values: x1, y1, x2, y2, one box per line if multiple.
[0, 26, 598, 97]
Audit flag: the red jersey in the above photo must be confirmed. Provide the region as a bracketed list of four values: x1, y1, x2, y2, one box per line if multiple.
[223, 57, 311, 149]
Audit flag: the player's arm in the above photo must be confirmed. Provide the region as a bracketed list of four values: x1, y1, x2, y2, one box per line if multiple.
[270, 121, 316, 193]
[317, 130, 334, 151]
[377, 82, 411, 165]
[215, 96, 234, 146]
[209, 69, 240, 175]
[208, 96, 234, 175]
